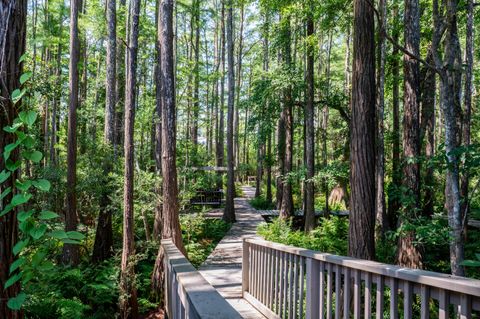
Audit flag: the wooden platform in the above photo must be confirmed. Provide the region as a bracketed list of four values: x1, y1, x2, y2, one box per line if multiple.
[199, 186, 266, 319]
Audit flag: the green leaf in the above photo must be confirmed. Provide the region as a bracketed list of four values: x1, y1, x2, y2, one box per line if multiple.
[11, 193, 32, 207]
[31, 250, 46, 266]
[9, 258, 25, 274]
[67, 231, 85, 240]
[18, 53, 28, 63]
[16, 180, 32, 192]
[0, 203, 13, 217]
[39, 210, 59, 220]
[38, 261, 54, 271]
[21, 270, 34, 285]
[17, 210, 34, 222]
[12, 239, 29, 255]
[32, 179, 50, 192]
[62, 238, 81, 245]
[4, 141, 21, 161]
[4, 122, 23, 133]
[49, 230, 68, 239]
[19, 72, 32, 85]
[6, 159, 22, 171]
[18, 111, 37, 127]
[24, 151, 43, 163]
[0, 170, 11, 183]
[461, 260, 480, 267]
[7, 292, 26, 311]
[11, 88, 26, 104]
[29, 224, 47, 240]
[0, 187, 11, 201]
[5, 273, 22, 289]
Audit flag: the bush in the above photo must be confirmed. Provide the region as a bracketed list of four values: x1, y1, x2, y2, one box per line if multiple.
[257, 216, 348, 256]
[249, 195, 275, 210]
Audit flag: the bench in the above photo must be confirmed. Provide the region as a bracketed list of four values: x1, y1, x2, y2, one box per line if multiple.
[190, 189, 223, 207]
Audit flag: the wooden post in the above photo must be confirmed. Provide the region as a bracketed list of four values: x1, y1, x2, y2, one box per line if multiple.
[242, 239, 250, 296]
[306, 258, 320, 319]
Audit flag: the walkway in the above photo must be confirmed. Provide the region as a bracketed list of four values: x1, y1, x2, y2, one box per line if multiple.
[199, 186, 266, 319]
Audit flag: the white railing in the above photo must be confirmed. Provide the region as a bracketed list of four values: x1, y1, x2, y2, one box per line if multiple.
[242, 238, 480, 319]
[162, 239, 242, 319]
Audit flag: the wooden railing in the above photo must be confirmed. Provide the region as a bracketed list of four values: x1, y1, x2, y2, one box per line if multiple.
[162, 239, 242, 319]
[242, 238, 480, 319]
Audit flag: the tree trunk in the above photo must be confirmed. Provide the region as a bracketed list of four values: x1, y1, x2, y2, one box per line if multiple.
[397, 0, 423, 269]
[62, 0, 81, 266]
[420, 50, 436, 217]
[387, 5, 401, 229]
[119, 0, 141, 315]
[461, 0, 473, 239]
[349, 0, 376, 259]
[440, 0, 465, 276]
[215, 1, 225, 189]
[92, 0, 116, 263]
[304, 7, 315, 232]
[0, 0, 26, 317]
[151, 0, 186, 298]
[279, 15, 294, 219]
[234, 3, 244, 168]
[223, 0, 236, 223]
[115, 0, 127, 154]
[375, 0, 387, 238]
[153, 0, 163, 240]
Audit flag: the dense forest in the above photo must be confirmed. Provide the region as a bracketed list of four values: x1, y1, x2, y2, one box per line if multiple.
[1, 0, 480, 316]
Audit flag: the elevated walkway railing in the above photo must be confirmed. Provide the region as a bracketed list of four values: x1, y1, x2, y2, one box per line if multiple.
[162, 239, 242, 319]
[242, 238, 480, 319]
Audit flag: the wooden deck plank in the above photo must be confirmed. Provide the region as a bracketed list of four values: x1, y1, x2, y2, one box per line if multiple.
[199, 186, 266, 319]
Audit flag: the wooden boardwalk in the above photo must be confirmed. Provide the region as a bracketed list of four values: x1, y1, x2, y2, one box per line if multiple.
[199, 186, 266, 319]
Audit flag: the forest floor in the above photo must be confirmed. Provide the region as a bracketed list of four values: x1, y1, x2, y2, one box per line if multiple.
[199, 185, 266, 318]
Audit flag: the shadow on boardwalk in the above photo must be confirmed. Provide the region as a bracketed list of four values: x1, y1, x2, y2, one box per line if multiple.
[199, 186, 266, 319]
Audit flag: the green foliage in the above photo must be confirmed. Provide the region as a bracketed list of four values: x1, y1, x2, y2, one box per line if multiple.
[181, 214, 231, 267]
[249, 195, 275, 210]
[257, 216, 348, 256]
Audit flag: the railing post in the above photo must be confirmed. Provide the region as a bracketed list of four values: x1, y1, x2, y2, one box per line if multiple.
[242, 239, 250, 296]
[306, 258, 320, 319]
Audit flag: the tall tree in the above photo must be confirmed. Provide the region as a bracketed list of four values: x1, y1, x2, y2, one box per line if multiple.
[151, 0, 186, 295]
[279, 13, 294, 218]
[397, 0, 423, 269]
[349, 0, 376, 259]
[461, 0, 473, 236]
[375, 0, 387, 237]
[215, 1, 226, 189]
[0, 0, 27, 316]
[435, 0, 465, 276]
[62, 0, 81, 266]
[223, 0, 236, 223]
[119, 0, 141, 315]
[304, 4, 315, 232]
[92, 0, 116, 262]
[387, 5, 401, 229]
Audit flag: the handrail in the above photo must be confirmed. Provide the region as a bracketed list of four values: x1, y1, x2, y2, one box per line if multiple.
[162, 239, 242, 319]
[243, 238, 480, 319]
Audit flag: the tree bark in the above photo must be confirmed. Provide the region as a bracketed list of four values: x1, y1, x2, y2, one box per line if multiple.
[223, 0, 236, 223]
[119, 0, 141, 315]
[0, 0, 26, 317]
[397, 0, 423, 269]
[304, 7, 315, 232]
[151, 0, 186, 297]
[387, 5, 401, 229]
[92, 0, 116, 263]
[62, 0, 81, 266]
[215, 1, 226, 189]
[349, 0, 376, 259]
[440, 0, 465, 276]
[461, 0, 473, 239]
[375, 0, 387, 238]
[153, 0, 163, 240]
[279, 15, 294, 219]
